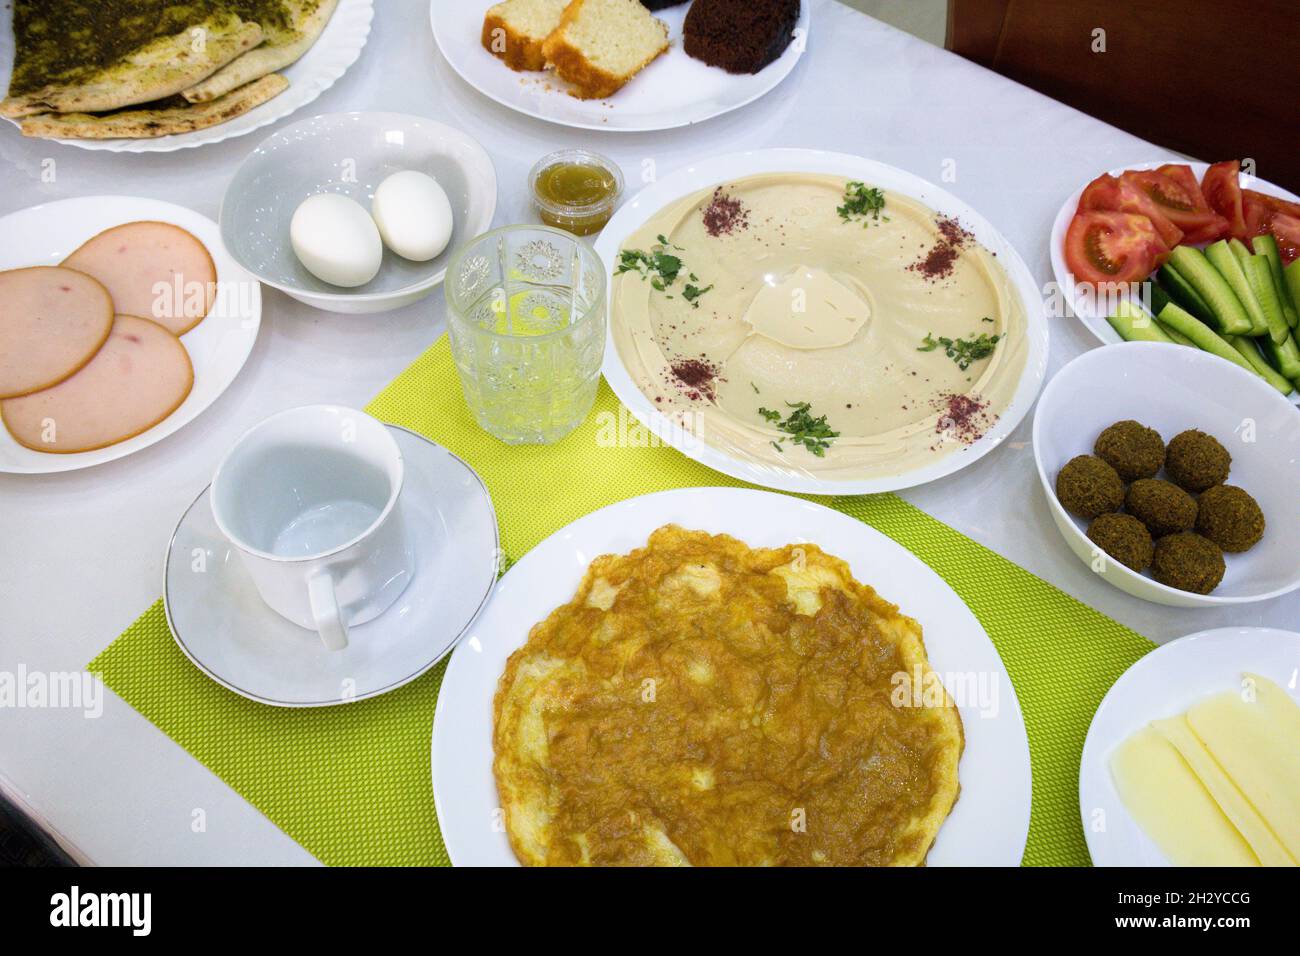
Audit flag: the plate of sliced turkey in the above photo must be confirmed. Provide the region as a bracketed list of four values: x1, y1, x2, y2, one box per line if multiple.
[0, 196, 261, 474]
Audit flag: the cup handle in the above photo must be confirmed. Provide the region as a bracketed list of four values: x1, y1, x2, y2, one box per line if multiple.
[307, 572, 348, 651]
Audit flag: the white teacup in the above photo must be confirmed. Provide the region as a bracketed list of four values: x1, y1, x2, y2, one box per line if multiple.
[211, 405, 414, 651]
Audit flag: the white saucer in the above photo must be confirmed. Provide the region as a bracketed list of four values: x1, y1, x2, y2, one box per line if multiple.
[1079, 626, 1300, 866]
[164, 426, 499, 707]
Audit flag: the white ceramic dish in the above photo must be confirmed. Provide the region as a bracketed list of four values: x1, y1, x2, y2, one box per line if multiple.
[1079, 626, 1300, 867]
[0, 196, 261, 475]
[165, 426, 499, 707]
[429, 0, 809, 133]
[1033, 342, 1300, 607]
[593, 148, 1050, 496]
[430, 487, 1032, 866]
[1049, 160, 1300, 402]
[220, 112, 497, 314]
[0, 0, 373, 153]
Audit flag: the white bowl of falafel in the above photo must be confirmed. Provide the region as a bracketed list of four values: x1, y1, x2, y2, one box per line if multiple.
[1033, 342, 1300, 607]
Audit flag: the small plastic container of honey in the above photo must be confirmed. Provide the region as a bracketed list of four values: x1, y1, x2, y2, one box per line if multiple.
[529, 149, 624, 236]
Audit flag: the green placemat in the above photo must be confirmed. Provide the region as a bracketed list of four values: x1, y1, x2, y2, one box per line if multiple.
[91, 337, 1153, 866]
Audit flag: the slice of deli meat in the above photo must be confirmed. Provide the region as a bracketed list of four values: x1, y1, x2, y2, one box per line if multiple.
[0, 266, 113, 398]
[62, 221, 216, 335]
[2, 314, 193, 453]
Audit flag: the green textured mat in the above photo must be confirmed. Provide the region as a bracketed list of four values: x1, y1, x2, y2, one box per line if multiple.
[91, 337, 1154, 866]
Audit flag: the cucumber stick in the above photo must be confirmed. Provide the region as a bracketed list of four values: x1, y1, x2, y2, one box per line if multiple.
[1156, 321, 1196, 347]
[1205, 240, 1269, 335]
[1229, 336, 1296, 395]
[1167, 246, 1253, 335]
[1156, 303, 1255, 373]
[1256, 332, 1300, 382]
[1157, 263, 1216, 325]
[1106, 301, 1176, 344]
[1251, 235, 1299, 329]
[1243, 255, 1292, 345]
[1285, 259, 1300, 328]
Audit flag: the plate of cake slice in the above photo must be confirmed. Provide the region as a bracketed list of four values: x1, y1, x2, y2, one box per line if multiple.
[430, 0, 810, 132]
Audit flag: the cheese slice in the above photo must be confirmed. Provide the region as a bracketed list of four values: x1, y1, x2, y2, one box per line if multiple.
[1186, 674, 1300, 862]
[1110, 726, 1259, 867]
[1152, 714, 1294, 866]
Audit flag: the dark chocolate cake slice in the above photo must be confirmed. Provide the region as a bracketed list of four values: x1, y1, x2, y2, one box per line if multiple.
[640, 0, 687, 9]
[683, 0, 800, 74]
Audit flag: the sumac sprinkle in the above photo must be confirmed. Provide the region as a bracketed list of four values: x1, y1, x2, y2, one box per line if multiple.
[933, 392, 995, 445]
[670, 358, 719, 400]
[910, 215, 972, 281]
[703, 189, 749, 237]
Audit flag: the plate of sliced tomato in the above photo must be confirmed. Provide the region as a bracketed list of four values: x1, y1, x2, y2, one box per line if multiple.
[1051, 160, 1300, 342]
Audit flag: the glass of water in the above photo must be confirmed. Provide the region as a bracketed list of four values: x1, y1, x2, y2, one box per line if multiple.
[445, 225, 606, 445]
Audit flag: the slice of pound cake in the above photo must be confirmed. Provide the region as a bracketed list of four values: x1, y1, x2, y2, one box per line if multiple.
[684, 0, 801, 75]
[542, 0, 670, 99]
[482, 0, 569, 71]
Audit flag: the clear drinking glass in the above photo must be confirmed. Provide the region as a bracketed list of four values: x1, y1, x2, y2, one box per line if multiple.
[445, 225, 606, 444]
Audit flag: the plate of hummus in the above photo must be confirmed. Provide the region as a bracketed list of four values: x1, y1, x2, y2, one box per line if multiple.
[594, 149, 1048, 495]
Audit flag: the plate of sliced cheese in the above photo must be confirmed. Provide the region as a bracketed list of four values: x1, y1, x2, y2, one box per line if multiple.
[1080, 626, 1300, 867]
[430, 0, 810, 132]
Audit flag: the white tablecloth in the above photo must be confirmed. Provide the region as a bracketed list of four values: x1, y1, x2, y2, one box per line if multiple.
[1, 0, 1294, 865]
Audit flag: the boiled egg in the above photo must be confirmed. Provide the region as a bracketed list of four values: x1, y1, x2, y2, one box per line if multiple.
[290, 193, 383, 288]
[371, 170, 454, 262]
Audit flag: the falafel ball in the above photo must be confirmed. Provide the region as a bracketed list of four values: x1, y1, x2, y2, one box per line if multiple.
[1056, 454, 1125, 519]
[1195, 484, 1265, 552]
[1151, 532, 1225, 594]
[1087, 513, 1154, 572]
[1165, 429, 1231, 492]
[1094, 420, 1165, 481]
[1126, 478, 1198, 537]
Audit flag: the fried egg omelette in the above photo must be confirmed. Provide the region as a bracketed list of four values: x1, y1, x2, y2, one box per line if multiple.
[492, 525, 963, 866]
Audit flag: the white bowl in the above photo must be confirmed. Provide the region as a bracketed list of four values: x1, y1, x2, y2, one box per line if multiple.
[220, 112, 496, 314]
[1033, 342, 1300, 607]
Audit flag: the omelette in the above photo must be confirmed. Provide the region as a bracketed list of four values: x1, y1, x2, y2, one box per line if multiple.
[493, 526, 964, 867]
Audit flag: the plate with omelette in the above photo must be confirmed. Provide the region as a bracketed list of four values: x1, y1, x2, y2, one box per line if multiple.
[594, 148, 1049, 496]
[430, 488, 1031, 866]
[1081, 626, 1300, 867]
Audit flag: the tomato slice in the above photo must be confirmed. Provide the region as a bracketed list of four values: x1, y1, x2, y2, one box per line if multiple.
[1201, 160, 1248, 239]
[1064, 211, 1170, 286]
[1139, 166, 1228, 244]
[1242, 188, 1300, 220]
[1265, 212, 1300, 265]
[1242, 191, 1275, 239]
[1078, 174, 1184, 248]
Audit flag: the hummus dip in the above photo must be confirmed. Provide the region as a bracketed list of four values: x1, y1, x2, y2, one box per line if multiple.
[611, 173, 1029, 480]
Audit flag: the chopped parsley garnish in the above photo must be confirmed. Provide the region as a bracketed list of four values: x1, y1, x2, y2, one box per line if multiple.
[682, 283, 713, 307]
[618, 240, 712, 306]
[837, 181, 887, 225]
[917, 326, 1004, 371]
[758, 401, 839, 457]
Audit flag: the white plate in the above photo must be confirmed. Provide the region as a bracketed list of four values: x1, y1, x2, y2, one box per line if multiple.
[593, 148, 1050, 496]
[165, 426, 499, 708]
[430, 487, 1032, 866]
[1049, 160, 1300, 359]
[0, 0, 373, 152]
[0, 196, 261, 475]
[1033, 342, 1300, 608]
[1079, 626, 1300, 867]
[429, 0, 809, 132]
